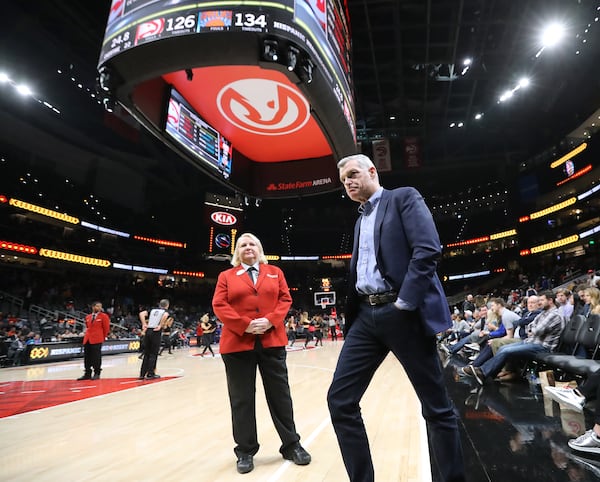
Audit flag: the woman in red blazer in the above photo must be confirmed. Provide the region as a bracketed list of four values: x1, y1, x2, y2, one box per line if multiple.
[212, 233, 311, 475]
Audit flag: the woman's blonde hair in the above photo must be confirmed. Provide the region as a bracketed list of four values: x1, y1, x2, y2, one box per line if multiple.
[585, 287, 600, 315]
[231, 232, 268, 266]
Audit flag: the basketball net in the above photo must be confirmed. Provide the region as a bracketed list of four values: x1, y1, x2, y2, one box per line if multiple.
[321, 302, 327, 310]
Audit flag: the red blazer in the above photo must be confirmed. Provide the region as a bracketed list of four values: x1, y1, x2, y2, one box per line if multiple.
[212, 263, 292, 354]
[83, 312, 110, 344]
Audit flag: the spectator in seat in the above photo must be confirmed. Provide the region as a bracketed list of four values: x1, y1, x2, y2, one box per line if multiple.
[470, 296, 542, 382]
[572, 284, 589, 316]
[555, 288, 574, 321]
[463, 291, 564, 385]
[587, 269, 600, 288]
[463, 294, 475, 315]
[441, 306, 488, 355]
[8, 334, 26, 366]
[582, 287, 600, 316]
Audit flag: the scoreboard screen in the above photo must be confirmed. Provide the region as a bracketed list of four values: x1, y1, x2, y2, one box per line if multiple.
[165, 87, 232, 179]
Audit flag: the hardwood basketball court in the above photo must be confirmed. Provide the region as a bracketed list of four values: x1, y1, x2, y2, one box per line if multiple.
[0, 341, 430, 481]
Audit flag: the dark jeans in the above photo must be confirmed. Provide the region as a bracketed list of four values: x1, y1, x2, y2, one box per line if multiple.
[327, 303, 465, 482]
[140, 330, 161, 377]
[83, 342, 102, 375]
[222, 341, 300, 458]
[448, 333, 475, 354]
[479, 342, 547, 379]
[472, 344, 494, 367]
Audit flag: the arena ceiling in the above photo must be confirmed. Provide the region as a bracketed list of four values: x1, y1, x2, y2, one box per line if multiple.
[1, 0, 600, 253]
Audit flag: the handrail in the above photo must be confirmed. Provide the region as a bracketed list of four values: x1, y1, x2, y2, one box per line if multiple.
[0, 290, 24, 312]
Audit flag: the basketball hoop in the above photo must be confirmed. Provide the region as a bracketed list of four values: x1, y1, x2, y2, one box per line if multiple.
[320, 302, 327, 310]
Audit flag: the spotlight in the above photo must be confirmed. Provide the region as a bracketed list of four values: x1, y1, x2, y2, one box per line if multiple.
[299, 58, 314, 84]
[286, 46, 299, 72]
[244, 195, 249, 206]
[255, 198, 261, 208]
[97, 66, 113, 92]
[185, 68, 194, 81]
[541, 22, 565, 48]
[0, 73, 9, 83]
[102, 96, 115, 113]
[16, 84, 33, 96]
[263, 40, 279, 61]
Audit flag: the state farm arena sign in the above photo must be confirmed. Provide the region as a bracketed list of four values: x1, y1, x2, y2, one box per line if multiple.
[211, 211, 237, 226]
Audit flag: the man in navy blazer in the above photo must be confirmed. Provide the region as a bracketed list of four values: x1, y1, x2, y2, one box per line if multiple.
[327, 154, 465, 482]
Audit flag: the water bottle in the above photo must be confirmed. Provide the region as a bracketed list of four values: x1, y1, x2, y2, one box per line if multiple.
[528, 367, 540, 390]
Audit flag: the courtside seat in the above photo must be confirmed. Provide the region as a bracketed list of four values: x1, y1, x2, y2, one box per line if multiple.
[535, 314, 588, 364]
[536, 315, 600, 377]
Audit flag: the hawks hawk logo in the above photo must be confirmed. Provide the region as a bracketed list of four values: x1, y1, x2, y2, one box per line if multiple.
[217, 79, 310, 136]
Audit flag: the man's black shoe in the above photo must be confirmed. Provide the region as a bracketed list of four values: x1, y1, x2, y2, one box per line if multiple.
[91, 373, 101, 380]
[236, 455, 254, 474]
[146, 374, 161, 379]
[462, 365, 484, 385]
[77, 374, 92, 380]
[282, 444, 311, 465]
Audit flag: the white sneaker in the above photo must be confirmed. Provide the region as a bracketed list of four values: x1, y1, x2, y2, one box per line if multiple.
[465, 343, 480, 351]
[543, 386, 585, 412]
[439, 344, 450, 355]
[568, 430, 600, 454]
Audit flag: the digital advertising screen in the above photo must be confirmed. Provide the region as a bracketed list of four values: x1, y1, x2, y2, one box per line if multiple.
[165, 87, 232, 179]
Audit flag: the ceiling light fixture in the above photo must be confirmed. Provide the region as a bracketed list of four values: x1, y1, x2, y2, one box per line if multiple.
[518, 77, 530, 88]
[299, 58, 314, 84]
[286, 46, 299, 72]
[262, 39, 279, 62]
[536, 22, 566, 57]
[16, 84, 33, 96]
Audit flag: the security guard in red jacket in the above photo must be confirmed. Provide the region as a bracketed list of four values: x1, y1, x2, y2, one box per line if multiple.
[77, 301, 110, 380]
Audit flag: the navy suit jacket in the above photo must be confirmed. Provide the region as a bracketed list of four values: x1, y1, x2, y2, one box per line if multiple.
[345, 187, 452, 336]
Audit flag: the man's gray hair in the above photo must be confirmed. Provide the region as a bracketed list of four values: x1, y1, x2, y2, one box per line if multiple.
[159, 299, 169, 308]
[337, 154, 376, 170]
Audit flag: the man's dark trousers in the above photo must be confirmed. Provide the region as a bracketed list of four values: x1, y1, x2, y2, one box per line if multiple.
[83, 342, 102, 376]
[327, 302, 465, 482]
[140, 330, 161, 377]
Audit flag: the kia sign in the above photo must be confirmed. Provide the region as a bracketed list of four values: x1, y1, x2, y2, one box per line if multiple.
[98, 0, 354, 198]
[211, 211, 237, 226]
